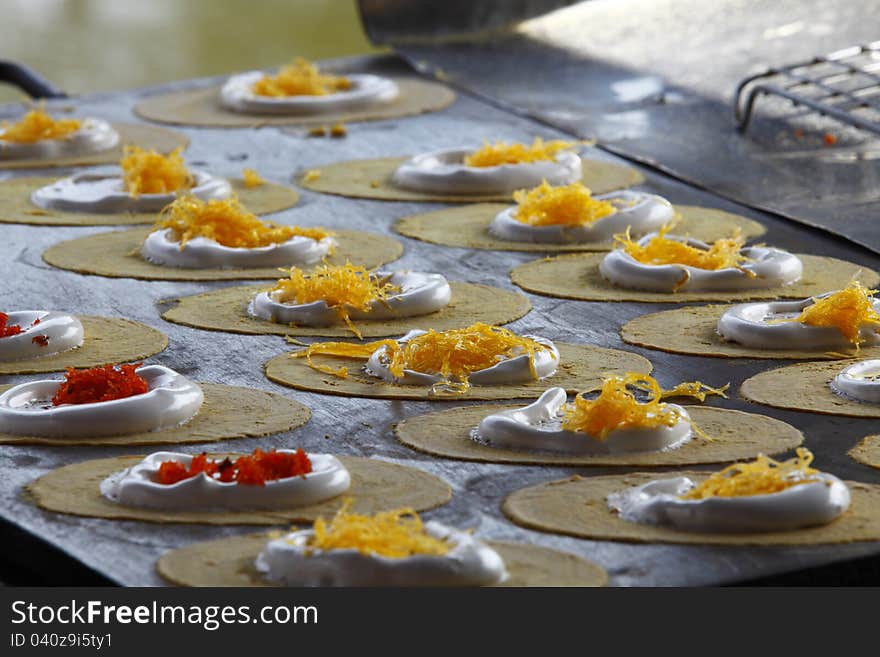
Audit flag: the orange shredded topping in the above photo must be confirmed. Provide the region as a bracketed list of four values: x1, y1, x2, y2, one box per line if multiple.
[269, 263, 400, 338]
[464, 137, 577, 167]
[51, 363, 148, 406]
[121, 145, 193, 197]
[680, 448, 820, 499]
[242, 168, 265, 188]
[307, 499, 449, 558]
[791, 280, 880, 349]
[293, 323, 552, 393]
[614, 224, 748, 270]
[31, 335, 49, 347]
[156, 448, 312, 486]
[512, 180, 615, 226]
[561, 373, 725, 441]
[0, 107, 81, 143]
[252, 57, 352, 97]
[152, 195, 333, 249]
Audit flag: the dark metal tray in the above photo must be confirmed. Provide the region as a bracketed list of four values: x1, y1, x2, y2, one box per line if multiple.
[1, 54, 879, 586]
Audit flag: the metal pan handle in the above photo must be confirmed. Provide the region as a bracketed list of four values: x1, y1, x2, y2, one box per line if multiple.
[0, 60, 67, 99]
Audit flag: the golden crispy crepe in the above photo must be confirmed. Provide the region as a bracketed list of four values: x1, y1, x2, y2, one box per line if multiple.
[395, 204, 766, 253]
[741, 360, 880, 417]
[43, 227, 404, 281]
[503, 471, 880, 546]
[511, 254, 877, 303]
[27, 455, 450, 523]
[0, 384, 309, 446]
[264, 342, 652, 401]
[849, 435, 880, 469]
[395, 405, 802, 466]
[0, 316, 166, 375]
[0, 177, 299, 226]
[157, 534, 608, 587]
[621, 304, 880, 360]
[161, 282, 531, 338]
[297, 156, 644, 202]
[134, 78, 455, 127]
[0, 122, 188, 170]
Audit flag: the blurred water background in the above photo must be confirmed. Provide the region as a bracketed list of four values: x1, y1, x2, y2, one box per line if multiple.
[0, 0, 381, 103]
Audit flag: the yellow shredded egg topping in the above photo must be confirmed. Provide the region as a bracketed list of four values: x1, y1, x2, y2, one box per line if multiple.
[269, 263, 400, 338]
[293, 322, 552, 392]
[252, 57, 352, 97]
[0, 108, 82, 144]
[307, 500, 450, 558]
[152, 195, 333, 249]
[614, 224, 748, 270]
[680, 448, 820, 499]
[792, 280, 880, 348]
[463, 137, 577, 167]
[561, 373, 726, 441]
[242, 168, 265, 188]
[121, 145, 193, 197]
[512, 180, 615, 226]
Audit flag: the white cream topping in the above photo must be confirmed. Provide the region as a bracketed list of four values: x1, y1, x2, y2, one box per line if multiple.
[717, 295, 880, 350]
[607, 473, 850, 533]
[220, 71, 399, 115]
[255, 520, 508, 587]
[391, 147, 582, 195]
[0, 118, 119, 161]
[248, 271, 452, 326]
[472, 387, 691, 454]
[831, 359, 880, 404]
[0, 311, 83, 362]
[0, 364, 203, 438]
[140, 228, 336, 269]
[599, 234, 803, 292]
[99, 450, 350, 511]
[364, 329, 560, 386]
[30, 168, 232, 214]
[488, 191, 674, 244]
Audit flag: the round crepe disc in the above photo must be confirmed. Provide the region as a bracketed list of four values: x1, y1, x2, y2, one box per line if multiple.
[0, 383, 309, 446]
[621, 304, 880, 360]
[156, 534, 607, 587]
[0, 177, 299, 226]
[134, 77, 456, 127]
[394, 405, 803, 467]
[740, 360, 880, 417]
[297, 156, 645, 203]
[42, 227, 404, 281]
[0, 316, 167, 375]
[503, 471, 880, 546]
[264, 342, 652, 401]
[510, 253, 878, 303]
[0, 122, 188, 170]
[849, 435, 880, 469]
[394, 204, 767, 253]
[161, 282, 531, 338]
[26, 455, 450, 524]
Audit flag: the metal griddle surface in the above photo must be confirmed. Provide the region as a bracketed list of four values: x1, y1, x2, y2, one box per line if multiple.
[1, 55, 880, 586]
[391, 0, 880, 254]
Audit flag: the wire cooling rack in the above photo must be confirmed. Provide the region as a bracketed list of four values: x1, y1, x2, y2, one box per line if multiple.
[734, 42, 880, 134]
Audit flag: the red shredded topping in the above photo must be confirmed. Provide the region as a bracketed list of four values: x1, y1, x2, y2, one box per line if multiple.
[0, 312, 24, 338]
[1, 313, 45, 339]
[156, 448, 313, 486]
[31, 335, 49, 347]
[51, 363, 149, 406]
